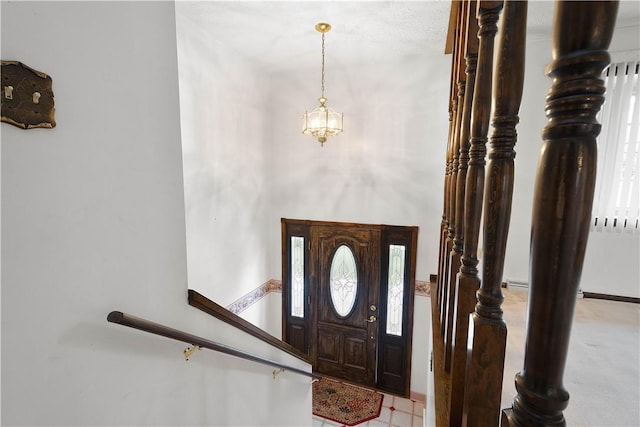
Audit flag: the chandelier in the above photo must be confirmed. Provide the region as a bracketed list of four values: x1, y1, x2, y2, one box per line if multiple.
[302, 22, 343, 146]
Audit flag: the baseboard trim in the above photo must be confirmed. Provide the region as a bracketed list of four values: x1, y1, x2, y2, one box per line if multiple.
[582, 292, 640, 304]
[410, 391, 426, 403]
[227, 279, 281, 315]
[415, 280, 431, 297]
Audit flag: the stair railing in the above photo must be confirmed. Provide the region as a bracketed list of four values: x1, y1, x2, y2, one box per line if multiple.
[432, 1, 618, 426]
[107, 311, 321, 380]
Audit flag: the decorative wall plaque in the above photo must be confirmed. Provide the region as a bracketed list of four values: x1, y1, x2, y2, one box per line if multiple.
[1, 60, 56, 129]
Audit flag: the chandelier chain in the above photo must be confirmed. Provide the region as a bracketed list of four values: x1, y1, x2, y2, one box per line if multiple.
[321, 32, 325, 98]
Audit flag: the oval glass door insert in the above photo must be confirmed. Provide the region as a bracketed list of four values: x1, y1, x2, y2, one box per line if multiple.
[329, 245, 358, 317]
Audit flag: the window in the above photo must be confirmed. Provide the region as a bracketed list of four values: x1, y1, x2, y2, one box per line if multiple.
[291, 236, 305, 317]
[386, 244, 406, 336]
[592, 60, 639, 233]
[329, 245, 358, 317]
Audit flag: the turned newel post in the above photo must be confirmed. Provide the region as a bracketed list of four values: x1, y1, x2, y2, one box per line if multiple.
[502, 1, 618, 426]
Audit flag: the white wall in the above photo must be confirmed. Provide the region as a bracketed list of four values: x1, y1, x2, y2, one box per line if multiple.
[410, 293, 431, 399]
[175, 4, 273, 307]
[582, 230, 640, 298]
[176, 7, 451, 293]
[241, 291, 284, 338]
[268, 56, 451, 281]
[1, 2, 311, 425]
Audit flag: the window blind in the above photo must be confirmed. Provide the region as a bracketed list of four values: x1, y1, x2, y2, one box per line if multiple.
[592, 61, 639, 233]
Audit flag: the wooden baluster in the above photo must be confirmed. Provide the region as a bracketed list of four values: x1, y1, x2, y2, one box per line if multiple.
[438, 56, 454, 335]
[447, 0, 479, 423]
[440, 7, 465, 337]
[443, 0, 502, 420]
[437, 21, 458, 328]
[460, 0, 502, 336]
[433, 6, 465, 424]
[444, 0, 470, 372]
[438, 20, 458, 336]
[440, 101, 456, 330]
[502, 1, 618, 426]
[436, 86, 455, 328]
[462, 1, 527, 426]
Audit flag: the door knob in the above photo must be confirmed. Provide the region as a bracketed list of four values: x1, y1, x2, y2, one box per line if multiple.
[364, 315, 377, 323]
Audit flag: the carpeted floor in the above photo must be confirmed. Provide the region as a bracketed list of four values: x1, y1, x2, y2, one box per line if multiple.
[501, 287, 640, 426]
[425, 287, 640, 426]
[312, 377, 384, 426]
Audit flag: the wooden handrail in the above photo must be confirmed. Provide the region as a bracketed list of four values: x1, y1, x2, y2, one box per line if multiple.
[107, 311, 321, 380]
[187, 289, 311, 364]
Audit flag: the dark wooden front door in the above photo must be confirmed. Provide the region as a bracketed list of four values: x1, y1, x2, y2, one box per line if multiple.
[314, 225, 380, 386]
[282, 219, 417, 396]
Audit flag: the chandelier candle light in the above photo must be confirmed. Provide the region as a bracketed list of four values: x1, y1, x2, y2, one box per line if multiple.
[302, 22, 343, 146]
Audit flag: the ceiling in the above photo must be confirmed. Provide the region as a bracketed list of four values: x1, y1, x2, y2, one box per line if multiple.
[175, 1, 639, 73]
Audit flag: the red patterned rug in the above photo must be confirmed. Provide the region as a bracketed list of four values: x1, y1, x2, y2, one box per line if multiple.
[312, 377, 384, 426]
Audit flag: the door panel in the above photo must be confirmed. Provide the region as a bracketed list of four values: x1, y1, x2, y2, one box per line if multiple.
[313, 226, 380, 386]
[288, 324, 306, 353]
[381, 343, 404, 376]
[317, 331, 340, 362]
[344, 336, 367, 368]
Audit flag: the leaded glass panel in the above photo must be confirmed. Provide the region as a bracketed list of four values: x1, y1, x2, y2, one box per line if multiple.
[329, 245, 358, 317]
[291, 236, 305, 318]
[386, 244, 406, 336]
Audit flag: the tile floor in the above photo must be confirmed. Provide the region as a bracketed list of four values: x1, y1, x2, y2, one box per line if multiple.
[312, 392, 424, 427]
